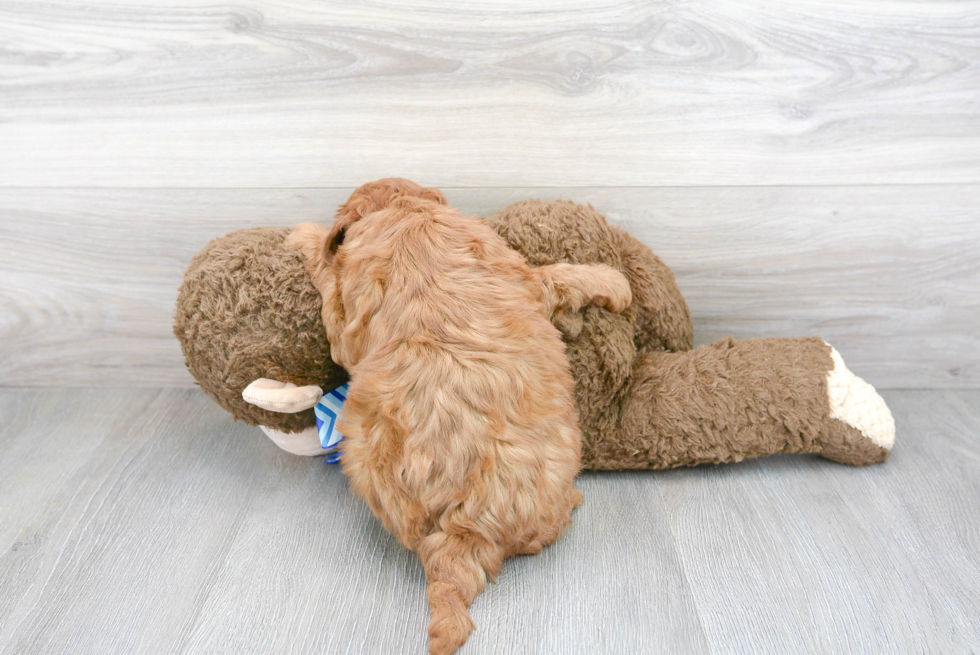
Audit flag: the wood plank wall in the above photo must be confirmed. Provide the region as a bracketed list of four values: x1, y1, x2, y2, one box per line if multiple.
[1, 1, 978, 388]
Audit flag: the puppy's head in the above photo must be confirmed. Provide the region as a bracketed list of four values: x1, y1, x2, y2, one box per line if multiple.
[323, 178, 447, 263]
[287, 179, 447, 367]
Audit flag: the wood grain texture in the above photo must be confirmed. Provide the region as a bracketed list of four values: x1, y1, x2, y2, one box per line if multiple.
[0, 188, 346, 387]
[465, 472, 709, 655]
[0, 388, 268, 654]
[655, 389, 980, 653]
[1, 0, 978, 187]
[0, 389, 161, 555]
[564, 185, 980, 390]
[0, 388, 708, 654]
[1, 388, 978, 653]
[1, 186, 977, 388]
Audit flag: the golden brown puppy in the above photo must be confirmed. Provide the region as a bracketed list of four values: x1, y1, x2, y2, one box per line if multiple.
[287, 179, 631, 655]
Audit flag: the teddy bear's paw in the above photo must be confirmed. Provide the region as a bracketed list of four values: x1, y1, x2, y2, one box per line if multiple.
[825, 345, 895, 451]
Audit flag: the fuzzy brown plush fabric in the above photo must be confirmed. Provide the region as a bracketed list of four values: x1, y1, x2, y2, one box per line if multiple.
[482, 201, 889, 468]
[174, 227, 348, 433]
[174, 199, 891, 469]
[614, 337, 889, 469]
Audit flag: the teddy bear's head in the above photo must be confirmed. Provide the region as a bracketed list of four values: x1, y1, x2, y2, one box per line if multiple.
[174, 226, 348, 433]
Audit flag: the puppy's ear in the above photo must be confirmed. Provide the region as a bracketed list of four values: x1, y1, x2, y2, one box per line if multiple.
[331, 178, 447, 257]
[285, 223, 336, 285]
[323, 212, 355, 264]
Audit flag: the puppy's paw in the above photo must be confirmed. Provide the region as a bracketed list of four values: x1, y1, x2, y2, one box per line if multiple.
[592, 265, 632, 313]
[607, 271, 632, 313]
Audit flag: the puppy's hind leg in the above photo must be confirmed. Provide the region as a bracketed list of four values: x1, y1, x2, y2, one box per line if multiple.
[535, 262, 632, 315]
[417, 531, 502, 655]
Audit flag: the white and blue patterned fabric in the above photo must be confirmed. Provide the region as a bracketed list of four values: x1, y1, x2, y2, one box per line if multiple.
[314, 383, 348, 463]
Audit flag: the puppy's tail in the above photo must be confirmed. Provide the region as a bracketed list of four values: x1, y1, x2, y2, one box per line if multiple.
[418, 532, 501, 655]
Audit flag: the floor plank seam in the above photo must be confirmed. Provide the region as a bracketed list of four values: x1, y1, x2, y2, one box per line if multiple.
[168, 496, 255, 655]
[652, 477, 714, 655]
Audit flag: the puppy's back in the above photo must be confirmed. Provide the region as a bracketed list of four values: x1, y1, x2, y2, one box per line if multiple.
[337, 199, 582, 548]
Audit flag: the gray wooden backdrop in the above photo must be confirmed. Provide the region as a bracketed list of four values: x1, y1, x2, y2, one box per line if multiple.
[1, 0, 978, 389]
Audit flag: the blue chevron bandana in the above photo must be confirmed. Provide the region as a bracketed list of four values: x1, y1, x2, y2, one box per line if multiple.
[314, 383, 348, 464]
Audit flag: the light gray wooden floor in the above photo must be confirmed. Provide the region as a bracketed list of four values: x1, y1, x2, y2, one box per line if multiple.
[1, 388, 977, 654]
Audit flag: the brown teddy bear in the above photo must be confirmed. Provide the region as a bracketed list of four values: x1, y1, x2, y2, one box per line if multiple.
[174, 196, 894, 469]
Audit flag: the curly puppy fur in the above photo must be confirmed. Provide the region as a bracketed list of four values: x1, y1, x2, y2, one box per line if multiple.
[286, 179, 631, 655]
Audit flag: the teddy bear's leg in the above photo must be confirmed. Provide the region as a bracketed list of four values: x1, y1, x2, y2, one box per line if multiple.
[589, 336, 893, 469]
